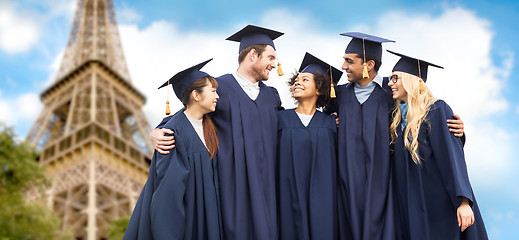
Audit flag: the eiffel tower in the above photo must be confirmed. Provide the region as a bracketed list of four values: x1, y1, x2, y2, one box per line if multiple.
[26, 0, 153, 239]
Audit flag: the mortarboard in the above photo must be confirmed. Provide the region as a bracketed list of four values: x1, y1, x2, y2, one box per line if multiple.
[158, 59, 213, 114]
[299, 52, 343, 98]
[341, 32, 394, 59]
[227, 25, 285, 76]
[341, 32, 394, 79]
[387, 50, 443, 82]
[226, 25, 284, 53]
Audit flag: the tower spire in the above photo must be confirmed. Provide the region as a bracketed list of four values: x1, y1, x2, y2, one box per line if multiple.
[57, 0, 131, 82]
[26, 1, 152, 239]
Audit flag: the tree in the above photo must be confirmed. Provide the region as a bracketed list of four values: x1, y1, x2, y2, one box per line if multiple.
[106, 215, 131, 240]
[0, 124, 73, 240]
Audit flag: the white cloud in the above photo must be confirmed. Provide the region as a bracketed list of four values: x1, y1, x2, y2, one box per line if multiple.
[16, 93, 42, 121]
[40, 50, 64, 89]
[517, 106, 519, 115]
[0, 93, 42, 126]
[117, 4, 142, 24]
[463, 122, 516, 187]
[0, 1, 40, 53]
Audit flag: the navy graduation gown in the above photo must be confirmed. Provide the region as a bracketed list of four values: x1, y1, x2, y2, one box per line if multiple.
[277, 109, 338, 240]
[211, 74, 281, 240]
[335, 78, 396, 240]
[123, 110, 221, 240]
[392, 100, 488, 240]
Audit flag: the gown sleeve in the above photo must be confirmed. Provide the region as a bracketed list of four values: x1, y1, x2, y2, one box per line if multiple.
[155, 115, 174, 129]
[149, 129, 191, 239]
[427, 100, 474, 208]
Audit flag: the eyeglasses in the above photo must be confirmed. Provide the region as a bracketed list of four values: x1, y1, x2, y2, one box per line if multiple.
[390, 74, 400, 83]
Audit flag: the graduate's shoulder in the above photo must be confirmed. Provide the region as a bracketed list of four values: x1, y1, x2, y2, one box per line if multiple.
[260, 81, 281, 95]
[162, 110, 190, 134]
[336, 82, 352, 89]
[276, 108, 295, 125]
[335, 82, 353, 97]
[315, 109, 336, 120]
[276, 108, 294, 117]
[315, 110, 338, 129]
[215, 73, 233, 82]
[155, 115, 174, 129]
[428, 99, 454, 119]
[261, 82, 283, 108]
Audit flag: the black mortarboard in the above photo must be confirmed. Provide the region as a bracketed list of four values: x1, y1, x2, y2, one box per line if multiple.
[299, 52, 342, 84]
[387, 50, 443, 82]
[226, 25, 284, 53]
[341, 32, 394, 59]
[299, 52, 342, 98]
[158, 59, 213, 100]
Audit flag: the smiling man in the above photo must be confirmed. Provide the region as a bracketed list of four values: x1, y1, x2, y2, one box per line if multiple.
[212, 25, 283, 240]
[330, 32, 466, 240]
[332, 32, 397, 240]
[150, 25, 284, 240]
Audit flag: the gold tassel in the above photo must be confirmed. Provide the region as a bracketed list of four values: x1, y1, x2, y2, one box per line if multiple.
[419, 79, 425, 94]
[362, 63, 369, 79]
[165, 100, 171, 115]
[329, 65, 336, 98]
[277, 62, 284, 76]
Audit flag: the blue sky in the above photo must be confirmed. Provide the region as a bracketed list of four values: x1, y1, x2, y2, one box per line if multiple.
[1, 0, 518, 238]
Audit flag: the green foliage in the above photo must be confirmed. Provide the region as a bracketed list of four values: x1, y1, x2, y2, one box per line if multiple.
[106, 215, 131, 240]
[0, 125, 48, 196]
[0, 124, 73, 240]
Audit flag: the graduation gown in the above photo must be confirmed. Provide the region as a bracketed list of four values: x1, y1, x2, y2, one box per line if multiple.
[392, 100, 488, 240]
[277, 109, 338, 240]
[211, 74, 281, 240]
[123, 110, 221, 240]
[334, 78, 396, 240]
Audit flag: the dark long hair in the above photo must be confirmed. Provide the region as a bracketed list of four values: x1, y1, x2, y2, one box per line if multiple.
[181, 76, 219, 159]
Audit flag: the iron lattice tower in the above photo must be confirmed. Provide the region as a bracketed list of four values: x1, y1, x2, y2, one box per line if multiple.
[26, 0, 153, 239]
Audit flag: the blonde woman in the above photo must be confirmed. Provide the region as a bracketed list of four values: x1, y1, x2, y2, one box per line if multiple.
[387, 50, 487, 240]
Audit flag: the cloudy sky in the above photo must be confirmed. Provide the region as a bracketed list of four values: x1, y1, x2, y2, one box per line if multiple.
[1, 0, 518, 238]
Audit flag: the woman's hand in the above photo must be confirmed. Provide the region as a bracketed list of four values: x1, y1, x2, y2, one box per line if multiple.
[457, 197, 474, 232]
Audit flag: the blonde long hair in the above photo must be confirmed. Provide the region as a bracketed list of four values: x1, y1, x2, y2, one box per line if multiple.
[390, 72, 438, 164]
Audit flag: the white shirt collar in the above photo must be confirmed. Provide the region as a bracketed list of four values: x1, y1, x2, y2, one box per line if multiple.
[232, 71, 259, 88]
[372, 73, 383, 87]
[232, 71, 260, 100]
[353, 73, 383, 88]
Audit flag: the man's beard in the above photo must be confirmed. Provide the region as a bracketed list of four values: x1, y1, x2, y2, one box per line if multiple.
[251, 62, 269, 82]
